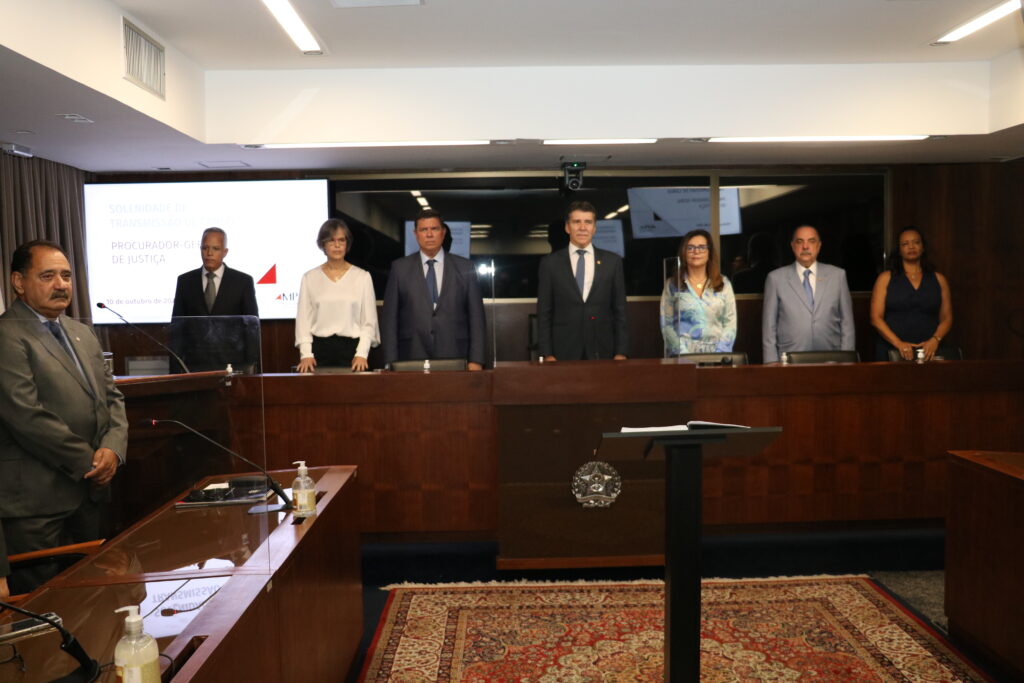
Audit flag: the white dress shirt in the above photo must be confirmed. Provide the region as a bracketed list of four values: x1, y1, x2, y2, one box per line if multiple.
[420, 249, 445, 303]
[569, 243, 595, 301]
[203, 264, 225, 298]
[796, 261, 818, 297]
[295, 264, 380, 359]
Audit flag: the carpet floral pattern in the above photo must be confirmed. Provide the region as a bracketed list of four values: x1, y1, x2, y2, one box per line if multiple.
[360, 577, 987, 682]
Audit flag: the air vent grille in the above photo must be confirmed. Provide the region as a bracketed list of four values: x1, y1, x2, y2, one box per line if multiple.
[123, 19, 165, 98]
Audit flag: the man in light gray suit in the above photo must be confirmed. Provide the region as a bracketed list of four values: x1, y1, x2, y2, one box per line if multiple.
[0, 240, 127, 598]
[762, 225, 855, 363]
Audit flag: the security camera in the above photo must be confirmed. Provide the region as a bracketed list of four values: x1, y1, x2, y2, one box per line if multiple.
[562, 161, 586, 192]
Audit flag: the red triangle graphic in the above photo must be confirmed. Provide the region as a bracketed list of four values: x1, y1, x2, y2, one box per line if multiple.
[257, 264, 277, 285]
[276, 294, 283, 300]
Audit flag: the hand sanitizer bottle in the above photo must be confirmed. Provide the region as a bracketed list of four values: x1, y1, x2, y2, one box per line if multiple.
[114, 605, 160, 683]
[292, 460, 316, 518]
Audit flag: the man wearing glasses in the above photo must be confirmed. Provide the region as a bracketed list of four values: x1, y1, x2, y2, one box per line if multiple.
[536, 201, 628, 361]
[381, 209, 485, 370]
[762, 225, 854, 363]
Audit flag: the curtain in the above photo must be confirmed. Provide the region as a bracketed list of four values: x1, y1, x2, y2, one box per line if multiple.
[0, 154, 90, 319]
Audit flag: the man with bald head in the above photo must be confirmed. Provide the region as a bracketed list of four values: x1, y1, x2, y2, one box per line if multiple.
[761, 225, 854, 363]
[0, 240, 127, 598]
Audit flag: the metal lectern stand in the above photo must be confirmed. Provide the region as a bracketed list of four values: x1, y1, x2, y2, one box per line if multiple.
[599, 426, 782, 682]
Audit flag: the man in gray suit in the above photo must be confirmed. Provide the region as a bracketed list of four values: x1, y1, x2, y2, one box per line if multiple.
[0, 240, 127, 598]
[762, 225, 855, 363]
[382, 210, 486, 370]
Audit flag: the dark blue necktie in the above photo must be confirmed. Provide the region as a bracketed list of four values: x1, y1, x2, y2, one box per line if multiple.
[803, 269, 814, 308]
[46, 320, 74, 358]
[575, 249, 586, 296]
[426, 259, 439, 307]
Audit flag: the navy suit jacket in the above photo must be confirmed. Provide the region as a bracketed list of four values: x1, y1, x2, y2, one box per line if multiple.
[381, 252, 486, 366]
[761, 262, 855, 363]
[170, 265, 260, 372]
[536, 247, 628, 360]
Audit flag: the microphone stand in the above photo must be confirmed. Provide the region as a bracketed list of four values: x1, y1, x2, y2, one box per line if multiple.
[0, 600, 99, 683]
[147, 418, 293, 513]
[94, 302, 191, 374]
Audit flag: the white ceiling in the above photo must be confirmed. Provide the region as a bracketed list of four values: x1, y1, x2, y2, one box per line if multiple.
[1, 0, 1023, 173]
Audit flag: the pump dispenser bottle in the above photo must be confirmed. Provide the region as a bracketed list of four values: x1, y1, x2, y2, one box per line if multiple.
[292, 460, 316, 517]
[114, 605, 160, 682]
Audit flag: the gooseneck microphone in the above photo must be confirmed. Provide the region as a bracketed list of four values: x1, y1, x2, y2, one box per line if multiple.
[95, 302, 191, 374]
[146, 418, 292, 512]
[0, 600, 99, 682]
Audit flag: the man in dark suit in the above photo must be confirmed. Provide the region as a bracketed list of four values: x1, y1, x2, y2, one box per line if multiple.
[0, 241, 128, 598]
[381, 209, 485, 370]
[170, 227, 260, 372]
[762, 225, 855, 363]
[537, 201, 628, 361]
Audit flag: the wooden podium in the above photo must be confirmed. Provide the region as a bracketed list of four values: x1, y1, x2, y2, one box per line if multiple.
[599, 427, 781, 682]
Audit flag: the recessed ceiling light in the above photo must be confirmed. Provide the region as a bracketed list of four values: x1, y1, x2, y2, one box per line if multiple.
[543, 138, 657, 145]
[198, 160, 251, 169]
[255, 140, 489, 148]
[416, 196, 429, 207]
[933, 0, 1021, 44]
[330, 0, 421, 7]
[57, 114, 94, 123]
[708, 135, 929, 143]
[262, 0, 323, 54]
[410, 190, 422, 198]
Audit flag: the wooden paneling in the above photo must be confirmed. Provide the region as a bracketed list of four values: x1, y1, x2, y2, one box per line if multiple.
[945, 451, 1024, 680]
[231, 360, 1024, 538]
[232, 373, 496, 534]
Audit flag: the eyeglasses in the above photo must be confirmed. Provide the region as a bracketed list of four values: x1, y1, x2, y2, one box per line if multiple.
[685, 244, 709, 253]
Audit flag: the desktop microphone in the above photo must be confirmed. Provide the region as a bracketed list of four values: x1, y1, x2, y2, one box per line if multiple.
[95, 302, 191, 374]
[146, 418, 293, 512]
[0, 600, 99, 682]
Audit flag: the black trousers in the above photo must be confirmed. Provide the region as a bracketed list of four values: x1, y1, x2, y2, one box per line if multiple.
[312, 335, 359, 367]
[2, 498, 102, 595]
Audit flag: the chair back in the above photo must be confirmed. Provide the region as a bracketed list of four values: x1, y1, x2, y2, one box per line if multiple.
[390, 358, 468, 372]
[786, 350, 860, 364]
[676, 352, 748, 366]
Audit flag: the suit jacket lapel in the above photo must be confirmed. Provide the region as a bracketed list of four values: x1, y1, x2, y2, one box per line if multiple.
[564, 248, 584, 302]
[813, 268, 828, 312]
[786, 269, 813, 313]
[30, 313, 95, 397]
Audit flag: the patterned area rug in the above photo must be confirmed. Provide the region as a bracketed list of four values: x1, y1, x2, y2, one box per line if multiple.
[360, 576, 988, 682]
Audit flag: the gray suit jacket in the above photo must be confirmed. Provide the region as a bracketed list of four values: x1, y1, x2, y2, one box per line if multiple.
[0, 299, 128, 563]
[381, 252, 486, 366]
[761, 262, 855, 363]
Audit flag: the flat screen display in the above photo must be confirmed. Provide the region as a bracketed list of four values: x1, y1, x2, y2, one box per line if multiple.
[85, 179, 329, 322]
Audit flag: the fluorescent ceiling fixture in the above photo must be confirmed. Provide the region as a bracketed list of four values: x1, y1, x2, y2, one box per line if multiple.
[471, 224, 493, 229]
[331, 0, 421, 7]
[410, 190, 422, 197]
[262, 0, 323, 53]
[542, 138, 657, 145]
[616, 204, 629, 213]
[709, 135, 929, 143]
[256, 140, 488, 148]
[935, 0, 1021, 43]
[604, 212, 619, 220]
[416, 196, 429, 207]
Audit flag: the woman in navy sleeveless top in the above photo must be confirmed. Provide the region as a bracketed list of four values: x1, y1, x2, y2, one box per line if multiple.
[870, 227, 953, 361]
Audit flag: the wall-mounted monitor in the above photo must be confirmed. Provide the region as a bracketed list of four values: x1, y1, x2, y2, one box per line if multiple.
[85, 179, 329, 322]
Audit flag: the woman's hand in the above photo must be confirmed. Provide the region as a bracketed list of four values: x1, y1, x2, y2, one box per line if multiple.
[919, 337, 940, 361]
[351, 356, 369, 372]
[896, 340, 914, 361]
[296, 357, 317, 374]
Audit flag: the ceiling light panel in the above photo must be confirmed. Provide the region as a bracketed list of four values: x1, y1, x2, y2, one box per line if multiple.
[935, 0, 1021, 43]
[262, 0, 323, 54]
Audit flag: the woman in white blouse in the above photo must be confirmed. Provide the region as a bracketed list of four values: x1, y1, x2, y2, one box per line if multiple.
[295, 219, 380, 372]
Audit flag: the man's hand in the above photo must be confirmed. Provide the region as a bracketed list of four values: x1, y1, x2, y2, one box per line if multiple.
[0, 575, 9, 600]
[467, 362, 483, 372]
[544, 356, 557, 363]
[84, 448, 119, 486]
[613, 354, 627, 360]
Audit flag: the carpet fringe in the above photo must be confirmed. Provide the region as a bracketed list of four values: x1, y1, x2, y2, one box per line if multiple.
[380, 573, 869, 591]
